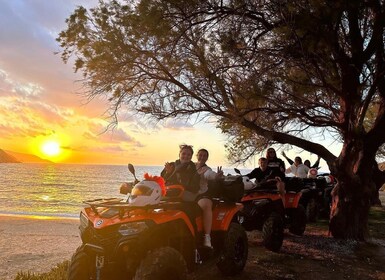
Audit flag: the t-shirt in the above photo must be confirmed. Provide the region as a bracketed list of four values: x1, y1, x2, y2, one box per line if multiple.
[267, 158, 285, 178]
[196, 164, 217, 194]
[285, 163, 310, 178]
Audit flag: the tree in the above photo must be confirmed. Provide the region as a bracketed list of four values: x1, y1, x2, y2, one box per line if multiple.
[57, 0, 385, 239]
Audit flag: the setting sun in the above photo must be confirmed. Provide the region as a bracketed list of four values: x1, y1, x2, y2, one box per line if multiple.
[41, 141, 61, 157]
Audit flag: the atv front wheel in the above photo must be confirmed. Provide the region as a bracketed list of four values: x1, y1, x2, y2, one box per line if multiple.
[289, 204, 307, 235]
[68, 245, 94, 280]
[262, 212, 284, 252]
[133, 247, 187, 280]
[217, 222, 248, 276]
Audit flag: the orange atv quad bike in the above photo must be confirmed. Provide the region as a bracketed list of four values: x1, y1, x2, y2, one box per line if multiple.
[238, 175, 285, 252]
[234, 169, 307, 252]
[67, 164, 248, 280]
[282, 179, 307, 235]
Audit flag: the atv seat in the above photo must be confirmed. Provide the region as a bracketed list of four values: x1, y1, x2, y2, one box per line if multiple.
[207, 176, 244, 203]
[246, 188, 280, 194]
[284, 177, 305, 192]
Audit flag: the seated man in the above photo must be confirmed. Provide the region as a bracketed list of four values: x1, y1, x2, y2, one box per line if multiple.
[245, 157, 285, 193]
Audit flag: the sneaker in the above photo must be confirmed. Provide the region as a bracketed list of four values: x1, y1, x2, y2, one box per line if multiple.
[203, 234, 212, 248]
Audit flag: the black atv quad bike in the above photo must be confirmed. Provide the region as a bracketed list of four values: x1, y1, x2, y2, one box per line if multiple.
[284, 175, 336, 223]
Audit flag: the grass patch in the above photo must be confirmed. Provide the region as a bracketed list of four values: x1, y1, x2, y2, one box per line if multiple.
[12, 261, 69, 280]
[368, 206, 385, 239]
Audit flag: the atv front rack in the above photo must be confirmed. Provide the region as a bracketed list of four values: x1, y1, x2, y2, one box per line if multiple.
[82, 198, 179, 218]
[83, 198, 142, 217]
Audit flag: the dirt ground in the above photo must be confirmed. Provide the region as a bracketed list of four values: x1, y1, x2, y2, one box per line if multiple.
[191, 206, 385, 280]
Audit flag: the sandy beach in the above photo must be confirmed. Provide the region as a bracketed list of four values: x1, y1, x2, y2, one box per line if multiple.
[0, 215, 80, 280]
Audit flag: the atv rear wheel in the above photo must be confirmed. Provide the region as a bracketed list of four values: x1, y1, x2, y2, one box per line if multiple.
[217, 222, 248, 276]
[262, 212, 284, 252]
[133, 247, 187, 280]
[68, 245, 94, 280]
[306, 198, 318, 223]
[289, 204, 307, 235]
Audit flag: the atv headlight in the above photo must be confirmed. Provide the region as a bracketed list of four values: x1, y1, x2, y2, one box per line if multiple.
[80, 212, 89, 229]
[118, 221, 149, 236]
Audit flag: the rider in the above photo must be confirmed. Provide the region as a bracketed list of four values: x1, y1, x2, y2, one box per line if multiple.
[161, 144, 200, 201]
[282, 151, 321, 169]
[266, 148, 285, 177]
[245, 157, 285, 195]
[245, 157, 276, 183]
[285, 156, 310, 178]
[195, 148, 223, 248]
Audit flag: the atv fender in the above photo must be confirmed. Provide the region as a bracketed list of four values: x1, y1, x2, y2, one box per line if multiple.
[284, 192, 302, 208]
[211, 203, 243, 231]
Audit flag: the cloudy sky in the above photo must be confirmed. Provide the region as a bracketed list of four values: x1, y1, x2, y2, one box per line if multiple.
[0, 0, 233, 166]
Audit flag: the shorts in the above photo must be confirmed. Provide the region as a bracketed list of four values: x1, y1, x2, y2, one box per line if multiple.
[196, 188, 214, 201]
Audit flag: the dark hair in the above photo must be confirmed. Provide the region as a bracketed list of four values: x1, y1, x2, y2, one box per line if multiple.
[179, 144, 194, 155]
[259, 157, 267, 162]
[295, 157, 302, 164]
[197, 148, 209, 157]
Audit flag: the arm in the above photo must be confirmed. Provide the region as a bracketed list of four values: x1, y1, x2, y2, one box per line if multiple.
[245, 168, 258, 180]
[161, 162, 175, 183]
[285, 166, 292, 174]
[281, 151, 294, 165]
[204, 168, 217, 180]
[311, 156, 321, 168]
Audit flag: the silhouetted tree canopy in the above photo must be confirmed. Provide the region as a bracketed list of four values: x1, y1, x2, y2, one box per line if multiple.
[58, 0, 385, 239]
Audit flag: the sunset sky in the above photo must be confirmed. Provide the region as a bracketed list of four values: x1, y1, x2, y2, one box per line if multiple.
[0, 0, 238, 167]
[0, 0, 336, 168]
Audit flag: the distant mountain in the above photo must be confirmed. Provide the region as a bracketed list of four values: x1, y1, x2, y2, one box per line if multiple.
[1, 149, 52, 163]
[0, 149, 21, 163]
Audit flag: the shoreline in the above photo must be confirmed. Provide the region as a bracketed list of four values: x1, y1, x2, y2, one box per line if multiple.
[0, 213, 78, 220]
[0, 214, 80, 280]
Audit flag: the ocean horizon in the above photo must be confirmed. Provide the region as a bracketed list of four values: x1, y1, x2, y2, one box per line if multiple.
[0, 163, 251, 218]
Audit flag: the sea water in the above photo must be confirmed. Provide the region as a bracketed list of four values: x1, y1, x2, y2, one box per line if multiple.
[0, 163, 250, 218]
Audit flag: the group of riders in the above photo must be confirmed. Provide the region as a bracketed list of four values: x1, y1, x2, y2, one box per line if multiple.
[129, 145, 322, 248]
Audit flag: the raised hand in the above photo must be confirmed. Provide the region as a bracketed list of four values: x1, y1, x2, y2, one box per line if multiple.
[216, 166, 224, 178]
[164, 162, 175, 174]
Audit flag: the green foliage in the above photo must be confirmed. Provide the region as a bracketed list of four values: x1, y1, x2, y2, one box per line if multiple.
[57, 0, 385, 183]
[13, 261, 69, 280]
[368, 206, 385, 239]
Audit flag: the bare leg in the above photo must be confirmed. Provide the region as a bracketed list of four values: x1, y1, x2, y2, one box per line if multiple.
[198, 198, 213, 234]
[198, 198, 213, 247]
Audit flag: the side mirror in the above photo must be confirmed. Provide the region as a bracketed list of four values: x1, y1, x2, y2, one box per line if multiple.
[128, 163, 138, 182]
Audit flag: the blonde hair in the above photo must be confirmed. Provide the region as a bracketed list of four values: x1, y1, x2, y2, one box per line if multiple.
[179, 144, 194, 155]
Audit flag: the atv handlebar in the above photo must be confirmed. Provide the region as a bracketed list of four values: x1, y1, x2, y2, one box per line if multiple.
[120, 181, 138, 195]
[164, 185, 185, 198]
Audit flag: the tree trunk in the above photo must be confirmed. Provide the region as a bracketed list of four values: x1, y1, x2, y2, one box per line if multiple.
[329, 180, 371, 240]
[328, 144, 374, 240]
